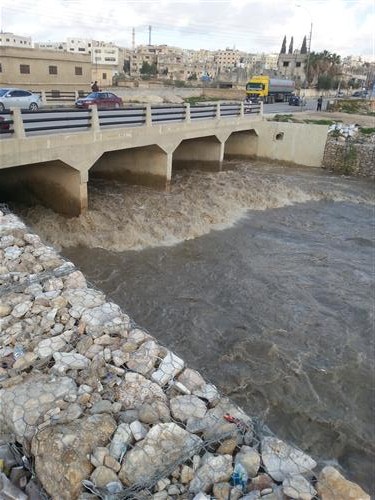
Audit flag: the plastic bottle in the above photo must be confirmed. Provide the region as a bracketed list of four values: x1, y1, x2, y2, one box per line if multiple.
[231, 462, 248, 489]
[13, 346, 25, 360]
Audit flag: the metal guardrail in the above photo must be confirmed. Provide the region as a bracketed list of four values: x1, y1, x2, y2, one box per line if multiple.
[0, 102, 261, 138]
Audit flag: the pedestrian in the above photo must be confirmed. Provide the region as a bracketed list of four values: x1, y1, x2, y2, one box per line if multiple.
[317, 95, 323, 111]
[91, 81, 99, 92]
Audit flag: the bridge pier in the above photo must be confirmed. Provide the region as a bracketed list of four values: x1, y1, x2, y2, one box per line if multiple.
[0, 161, 87, 217]
[172, 136, 224, 171]
[90, 145, 172, 189]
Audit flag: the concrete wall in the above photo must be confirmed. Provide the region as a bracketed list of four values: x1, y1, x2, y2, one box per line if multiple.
[0, 46, 91, 91]
[255, 121, 329, 167]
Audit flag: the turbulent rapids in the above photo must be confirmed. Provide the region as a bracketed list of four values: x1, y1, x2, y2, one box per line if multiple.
[16, 160, 374, 251]
[12, 160, 375, 494]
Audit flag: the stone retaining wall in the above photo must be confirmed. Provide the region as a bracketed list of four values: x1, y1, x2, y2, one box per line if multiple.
[322, 137, 375, 178]
[0, 210, 370, 500]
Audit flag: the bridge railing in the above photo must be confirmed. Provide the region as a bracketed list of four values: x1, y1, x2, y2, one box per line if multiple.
[0, 101, 261, 138]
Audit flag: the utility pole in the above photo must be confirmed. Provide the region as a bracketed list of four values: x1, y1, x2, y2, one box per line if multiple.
[148, 25, 152, 46]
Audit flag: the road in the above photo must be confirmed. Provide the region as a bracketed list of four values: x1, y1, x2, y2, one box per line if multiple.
[264, 98, 317, 114]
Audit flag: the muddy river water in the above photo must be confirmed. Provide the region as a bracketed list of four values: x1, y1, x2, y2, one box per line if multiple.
[16, 160, 375, 493]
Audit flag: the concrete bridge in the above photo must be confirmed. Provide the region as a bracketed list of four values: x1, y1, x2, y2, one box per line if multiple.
[0, 102, 328, 216]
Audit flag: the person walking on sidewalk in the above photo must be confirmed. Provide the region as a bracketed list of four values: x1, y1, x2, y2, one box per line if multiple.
[317, 95, 323, 111]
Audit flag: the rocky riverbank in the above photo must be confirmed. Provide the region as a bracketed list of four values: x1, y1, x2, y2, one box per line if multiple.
[0, 210, 370, 500]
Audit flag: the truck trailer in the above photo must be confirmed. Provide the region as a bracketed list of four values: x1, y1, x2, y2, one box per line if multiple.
[246, 75, 295, 104]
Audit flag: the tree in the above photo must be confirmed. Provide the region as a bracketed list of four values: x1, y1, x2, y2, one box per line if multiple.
[140, 61, 157, 77]
[301, 36, 307, 54]
[305, 51, 341, 87]
[123, 59, 130, 74]
[288, 36, 294, 54]
[280, 36, 287, 54]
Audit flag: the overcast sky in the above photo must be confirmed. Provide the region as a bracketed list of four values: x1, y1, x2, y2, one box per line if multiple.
[0, 0, 373, 59]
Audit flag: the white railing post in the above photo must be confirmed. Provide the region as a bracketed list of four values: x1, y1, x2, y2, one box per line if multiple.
[185, 103, 191, 123]
[146, 104, 152, 126]
[75, 91, 79, 101]
[90, 104, 100, 132]
[11, 108, 26, 138]
[260, 101, 264, 117]
[216, 102, 221, 120]
[41, 91, 48, 106]
[240, 101, 244, 117]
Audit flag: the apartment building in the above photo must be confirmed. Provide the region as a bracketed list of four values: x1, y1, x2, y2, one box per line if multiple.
[66, 38, 93, 55]
[216, 48, 241, 71]
[0, 46, 91, 91]
[0, 32, 32, 48]
[277, 52, 307, 82]
[35, 41, 66, 51]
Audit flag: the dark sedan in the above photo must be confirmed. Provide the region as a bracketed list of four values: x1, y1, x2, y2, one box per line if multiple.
[289, 95, 305, 106]
[75, 92, 123, 109]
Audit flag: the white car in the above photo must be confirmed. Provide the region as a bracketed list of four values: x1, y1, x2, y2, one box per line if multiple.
[0, 88, 43, 111]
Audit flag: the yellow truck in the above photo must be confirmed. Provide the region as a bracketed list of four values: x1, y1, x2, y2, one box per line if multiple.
[246, 75, 295, 104]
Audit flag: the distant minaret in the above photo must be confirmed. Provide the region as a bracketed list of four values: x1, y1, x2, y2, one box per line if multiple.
[132, 27, 135, 51]
[148, 25, 152, 45]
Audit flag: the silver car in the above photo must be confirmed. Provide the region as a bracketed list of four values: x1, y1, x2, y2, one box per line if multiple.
[0, 88, 43, 111]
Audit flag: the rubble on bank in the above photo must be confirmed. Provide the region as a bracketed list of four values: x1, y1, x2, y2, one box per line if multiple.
[0, 210, 370, 499]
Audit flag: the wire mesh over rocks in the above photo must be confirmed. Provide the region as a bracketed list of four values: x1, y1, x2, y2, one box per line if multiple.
[0, 208, 371, 500]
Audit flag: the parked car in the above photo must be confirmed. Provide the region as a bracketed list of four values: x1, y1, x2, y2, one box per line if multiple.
[0, 115, 10, 131]
[289, 95, 305, 106]
[352, 90, 368, 98]
[336, 90, 345, 98]
[0, 88, 42, 111]
[75, 92, 123, 109]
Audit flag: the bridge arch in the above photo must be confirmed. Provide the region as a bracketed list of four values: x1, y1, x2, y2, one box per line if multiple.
[224, 129, 259, 159]
[0, 160, 87, 216]
[172, 135, 224, 172]
[89, 145, 172, 190]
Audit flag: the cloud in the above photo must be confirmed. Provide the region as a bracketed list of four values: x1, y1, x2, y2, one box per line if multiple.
[1, 0, 373, 58]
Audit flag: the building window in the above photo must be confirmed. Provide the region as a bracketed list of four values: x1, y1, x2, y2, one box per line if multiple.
[75, 66, 83, 75]
[296, 62, 301, 67]
[20, 64, 30, 74]
[0, 63, 2, 72]
[78, 47, 85, 52]
[283, 61, 289, 67]
[102, 73, 107, 79]
[49, 65, 58, 75]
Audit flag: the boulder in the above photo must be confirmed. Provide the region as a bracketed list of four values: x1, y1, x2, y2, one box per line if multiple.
[31, 414, 116, 500]
[282, 474, 316, 500]
[261, 437, 317, 482]
[189, 454, 233, 493]
[0, 374, 76, 445]
[126, 340, 160, 375]
[119, 423, 202, 486]
[317, 466, 370, 500]
[151, 351, 184, 386]
[115, 372, 167, 409]
[235, 446, 260, 478]
[170, 395, 207, 422]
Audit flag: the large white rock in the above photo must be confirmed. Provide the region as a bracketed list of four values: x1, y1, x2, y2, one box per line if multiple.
[11, 301, 32, 318]
[80, 302, 130, 336]
[283, 474, 317, 500]
[35, 332, 73, 358]
[151, 351, 184, 386]
[115, 372, 167, 409]
[261, 437, 317, 482]
[109, 423, 133, 460]
[189, 454, 233, 493]
[0, 374, 77, 444]
[63, 288, 105, 309]
[119, 423, 202, 486]
[126, 340, 160, 375]
[235, 446, 260, 478]
[170, 395, 207, 422]
[53, 351, 90, 373]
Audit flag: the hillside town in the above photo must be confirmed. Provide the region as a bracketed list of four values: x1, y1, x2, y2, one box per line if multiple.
[0, 31, 373, 93]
